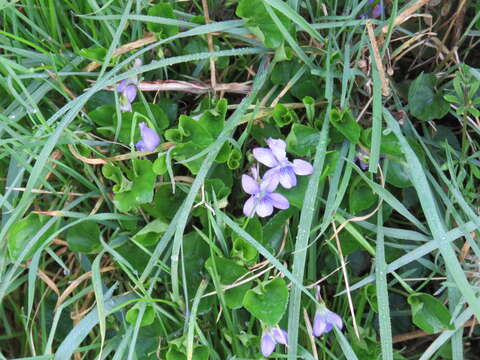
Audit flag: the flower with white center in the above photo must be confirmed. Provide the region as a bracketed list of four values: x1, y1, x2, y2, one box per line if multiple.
[253, 138, 313, 189]
[117, 58, 142, 112]
[260, 327, 288, 357]
[312, 305, 343, 337]
[242, 167, 289, 218]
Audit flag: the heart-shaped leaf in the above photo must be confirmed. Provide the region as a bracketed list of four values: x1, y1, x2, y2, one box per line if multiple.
[205, 256, 251, 309]
[242, 277, 289, 326]
[408, 73, 450, 121]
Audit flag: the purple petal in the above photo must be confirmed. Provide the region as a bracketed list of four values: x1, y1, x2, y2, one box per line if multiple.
[279, 166, 297, 189]
[372, 3, 383, 18]
[256, 198, 274, 217]
[313, 311, 327, 337]
[242, 174, 259, 195]
[117, 79, 127, 93]
[355, 157, 369, 171]
[266, 138, 287, 161]
[135, 140, 146, 152]
[267, 193, 289, 210]
[243, 196, 257, 217]
[252, 148, 278, 168]
[139, 122, 160, 151]
[251, 166, 260, 182]
[261, 333, 276, 357]
[271, 328, 288, 345]
[261, 172, 280, 193]
[326, 311, 343, 330]
[134, 58, 142, 68]
[292, 159, 313, 176]
[324, 323, 333, 333]
[125, 84, 137, 103]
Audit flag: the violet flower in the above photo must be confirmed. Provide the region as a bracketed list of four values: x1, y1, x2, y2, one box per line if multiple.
[117, 59, 142, 112]
[136, 122, 160, 152]
[360, 0, 383, 19]
[372, 1, 383, 18]
[354, 149, 369, 171]
[242, 167, 289, 218]
[252, 138, 313, 189]
[261, 327, 288, 357]
[312, 305, 343, 337]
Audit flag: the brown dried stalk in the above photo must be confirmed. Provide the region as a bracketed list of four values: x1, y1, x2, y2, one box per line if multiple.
[102, 80, 252, 95]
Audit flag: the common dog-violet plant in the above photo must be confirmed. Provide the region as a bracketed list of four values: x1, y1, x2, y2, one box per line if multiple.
[4, 1, 480, 359]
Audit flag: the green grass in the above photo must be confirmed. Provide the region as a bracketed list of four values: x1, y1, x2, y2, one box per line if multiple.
[1, 0, 480, 359]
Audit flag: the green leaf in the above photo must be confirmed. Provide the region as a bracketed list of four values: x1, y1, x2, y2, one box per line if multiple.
[251, 120, 283, 144]
[263, 209, 295, 253]
[88, 105, 115, 127]
[276, 175, 309, 208]
[147, 2, 179, 38]
[116, 240, 150, 273]
[178, 115, 214, 146]
[243, 277, 289, 326]
[361, 128, 403, 158]
[272, 104, 298, 127]
[166, 345, 210, 360]
[143, 184, 185, 221]
[286, 124, 319, 156]
[330, 108, 361, 143]
[364, 284, 378, 313]
[271, 61, 302, 85]
[232, 217, 263, 264]
[7, 213, 56, 261]
[227, 148, 242, 170]
[386, 160, 412, 188]
[132, 219, 168, 246]
[78, 46, 107, 62]
[106, 160, 156, 212]
[198, 98, 228, 138]
[183, 232, 210, 296]
[102, 163, 131, 193]
[66, 221, 101, 253]
[126, 304, 155, 327]
[172, 142, 206, 174]
[407, 293, 453, 334]
[408, 73, 450, 121]
[349, 175, 378, 213]
[236, 0, 290, 48]
[205, 256, 251, 309]
[152, 153, 168, 175]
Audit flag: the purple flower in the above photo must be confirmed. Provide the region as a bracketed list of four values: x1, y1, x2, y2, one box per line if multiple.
[252, 138, 313, 189]
[242, 168, 289, 218]
[313, 306, 343, 337]
[359, 0, 383, 19]
[354, 149, 369, 171]
[372, 2, 383, 18]
[117, 59, 142, 112]
[117, 80, 137, 112]
[135, 122, 160, 152]
[261, 328, 288, 357]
